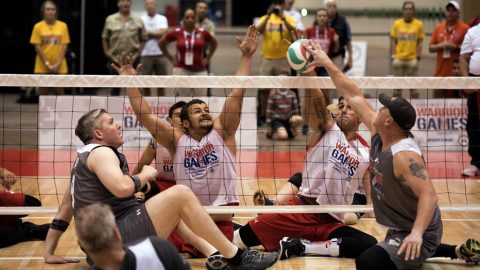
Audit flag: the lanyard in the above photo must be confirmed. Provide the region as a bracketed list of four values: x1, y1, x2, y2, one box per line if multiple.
[184, 30, 196, 52]
[315, 26, 328, 41]
[444, 23, 455, 42]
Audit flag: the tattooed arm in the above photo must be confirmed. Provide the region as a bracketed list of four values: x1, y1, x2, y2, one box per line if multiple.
[393, 151, 438, 260]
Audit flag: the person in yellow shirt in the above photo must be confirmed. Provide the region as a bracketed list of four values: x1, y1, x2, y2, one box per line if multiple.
[256, 0, 296, 126]
[390, 1, 424, 98]
[30, 0, 70, 96]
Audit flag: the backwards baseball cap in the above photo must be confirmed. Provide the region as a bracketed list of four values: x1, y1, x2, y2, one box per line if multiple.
[446, 1, 460, 10]
[378, 93, 416, 131]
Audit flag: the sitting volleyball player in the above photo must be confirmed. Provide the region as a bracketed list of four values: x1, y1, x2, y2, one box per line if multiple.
[305, 39, 480, 268]
[43, 106, 278, 270]
[76, 203, 190, 270]
[233, 69, 378, 260]
[132, 101, 186, 201]
[123, 25, 258, 242]
[253, 100, 372, 225]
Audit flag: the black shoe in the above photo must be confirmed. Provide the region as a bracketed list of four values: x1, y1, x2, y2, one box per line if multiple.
[22, 222, 50, 240]
[228, 249, 278, 270]
[279, 237, 305, 260]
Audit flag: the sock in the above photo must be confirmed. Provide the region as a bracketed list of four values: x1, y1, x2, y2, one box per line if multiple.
[238, 224, 262, 247]
[304, 239, 340, 257]
[209, 251, 221, 257]
[225, 248, 244, 265]
[233, 229, 248, 249]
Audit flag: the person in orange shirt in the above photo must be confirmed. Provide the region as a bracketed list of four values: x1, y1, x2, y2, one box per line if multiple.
[429, 1, 469, 98]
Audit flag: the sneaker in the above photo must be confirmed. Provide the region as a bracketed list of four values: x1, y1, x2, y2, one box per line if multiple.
[206, 254, 230, 270]
[253, 190, 275, 206]
[279, 237, 305, 260]
[462, 165, 479, 177]
[457, 238, 480, 263]
[228, 249, 278, 270]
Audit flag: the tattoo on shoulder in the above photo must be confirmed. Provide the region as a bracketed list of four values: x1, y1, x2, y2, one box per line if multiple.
[408, 158, 427, 180]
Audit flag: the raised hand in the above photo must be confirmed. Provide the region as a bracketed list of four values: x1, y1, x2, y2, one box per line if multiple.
[0, 167, 17, 190]
[305, 40, 331, 70]
[236, 24, 259, 57]
[111, 53, 142, 76]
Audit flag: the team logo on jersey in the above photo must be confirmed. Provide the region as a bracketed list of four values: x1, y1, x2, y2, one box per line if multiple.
[163, 158, 173, 173]
[183, 143, 219, 178]
[329, 140, 361, 178]
[369, 157, 385, 199]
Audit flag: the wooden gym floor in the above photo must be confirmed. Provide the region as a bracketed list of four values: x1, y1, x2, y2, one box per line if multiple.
[0, 177, 479, 270]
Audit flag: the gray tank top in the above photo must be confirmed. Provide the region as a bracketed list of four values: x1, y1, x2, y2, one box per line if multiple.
[369, 134, 441, 232]
[71, 144, 138, 219]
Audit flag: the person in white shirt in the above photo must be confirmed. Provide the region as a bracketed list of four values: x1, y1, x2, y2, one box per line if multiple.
[141, 0, 169, 96]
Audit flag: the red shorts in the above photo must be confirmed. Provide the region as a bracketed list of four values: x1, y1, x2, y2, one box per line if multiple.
[153, 179, 175, 191]
[0, 191, 25, 228]
[167, 203, 238, 258]
[248, 196, 344, 251]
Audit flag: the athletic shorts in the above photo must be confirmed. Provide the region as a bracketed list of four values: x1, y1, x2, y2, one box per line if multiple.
[154, 179, 176, 191]
[248, 196, 344, 251]
[379, 225, 442, 270]
[117, 204, 157, 245]
[0, 191, 25, 228]
[168, 203, 238, 258]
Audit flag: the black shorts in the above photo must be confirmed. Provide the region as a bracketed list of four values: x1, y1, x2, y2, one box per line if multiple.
[117, 204, 157, 244]
[270, 118, 294, 139]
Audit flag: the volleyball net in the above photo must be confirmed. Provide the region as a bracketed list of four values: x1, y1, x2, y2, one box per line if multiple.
[0, 75, 479, 217]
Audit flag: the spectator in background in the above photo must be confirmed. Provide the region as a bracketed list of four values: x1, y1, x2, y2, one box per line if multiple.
[265, 88, 303, 140]
[76, 203, 190, 270]
[429, 1, 469, 98]
[141, 0, 169, 96]
[102, 0, 146, 96]
[256, 0, 296, 126]
[325, 0, 352, 72]
[284, 0, 305, 33]
[306, 8, 339, 77]
[30, 0, 70, 97]
[459, 22, 480, 177]
[160, 8, 217, 97]
[196, 1, 215, 36]
[390, 1, 424, 99]
[0, 167, 50, 248]
[452, 58, 461, 77]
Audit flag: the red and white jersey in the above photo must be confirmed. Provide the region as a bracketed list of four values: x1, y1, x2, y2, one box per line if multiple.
[298, 124, 370, 221]
[173, 129, 238, 206]
[154, 141, 175, 182]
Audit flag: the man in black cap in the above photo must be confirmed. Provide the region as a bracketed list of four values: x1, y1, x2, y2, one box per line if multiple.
[305, 41, 480, 269]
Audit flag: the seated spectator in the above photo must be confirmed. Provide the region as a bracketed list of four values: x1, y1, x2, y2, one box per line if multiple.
[76, 203, 190, 270]
[0, 167, 50, 248]
[265, 88, 303, 140]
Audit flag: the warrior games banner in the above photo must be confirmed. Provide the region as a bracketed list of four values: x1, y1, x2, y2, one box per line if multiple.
[356, 98, 468, 151]
[39, 96, 257, 150]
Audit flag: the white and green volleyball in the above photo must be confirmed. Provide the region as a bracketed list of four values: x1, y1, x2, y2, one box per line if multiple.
[287, 39, 315, 74]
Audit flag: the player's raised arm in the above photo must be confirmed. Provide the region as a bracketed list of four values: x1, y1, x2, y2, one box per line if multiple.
[215, 25, 258, 138]
[306, 42, 377, 134]
[112, 54, 180, 153]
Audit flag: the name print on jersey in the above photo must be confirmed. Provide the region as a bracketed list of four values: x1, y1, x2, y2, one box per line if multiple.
[183, 143, 219, 178]
[329, 140, 361, 178]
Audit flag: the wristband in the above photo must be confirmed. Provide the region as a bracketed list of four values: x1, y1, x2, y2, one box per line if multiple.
[50, 219, 70, 232]
[130, 175, 142, 193]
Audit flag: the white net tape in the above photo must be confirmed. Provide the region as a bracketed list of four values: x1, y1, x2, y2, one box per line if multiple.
[0, 74, 479, 89]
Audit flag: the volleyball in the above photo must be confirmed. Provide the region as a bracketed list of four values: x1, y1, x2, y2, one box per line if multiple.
[287, 39, 315, 73]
